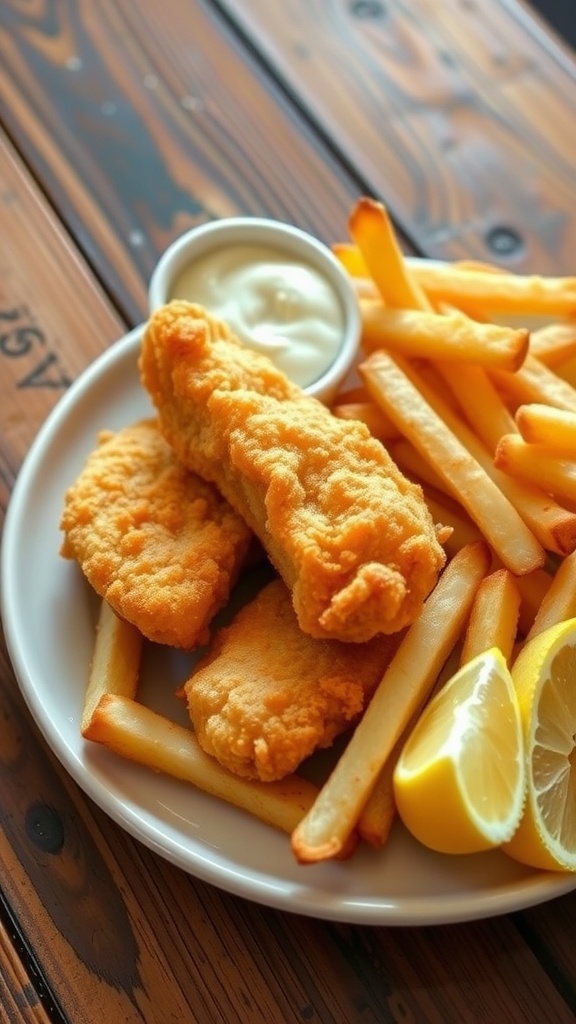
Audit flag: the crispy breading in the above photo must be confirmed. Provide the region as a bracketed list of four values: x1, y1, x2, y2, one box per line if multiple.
[140, 301, 447, 642]
[185, 578, 401, 781]
[60, 418, 253, 649]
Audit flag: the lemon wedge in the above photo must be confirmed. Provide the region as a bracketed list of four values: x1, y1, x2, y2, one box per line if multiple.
[503, 618, 576, 872]
[393, 648, 525, 854]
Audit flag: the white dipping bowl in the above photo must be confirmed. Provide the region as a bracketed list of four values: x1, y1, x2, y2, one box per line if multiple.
[148, 217, 361, 403]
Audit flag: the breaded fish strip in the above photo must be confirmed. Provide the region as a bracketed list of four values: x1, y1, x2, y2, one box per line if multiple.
[141, 302, 447, 642]
[185, 578, 401, 781]
[60, 418, 253, 649]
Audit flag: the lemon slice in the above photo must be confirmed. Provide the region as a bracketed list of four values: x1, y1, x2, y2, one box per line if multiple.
[393, 648, 525, 854]
[503, 617, 576, 872]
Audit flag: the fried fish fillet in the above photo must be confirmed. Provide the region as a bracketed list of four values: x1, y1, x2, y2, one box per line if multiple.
[60, 418, 253, 649]
[140, 301, 447, 642]
[185, 578, 401, 781]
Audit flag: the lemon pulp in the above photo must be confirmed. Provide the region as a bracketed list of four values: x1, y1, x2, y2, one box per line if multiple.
[504, 619, 576, 872]
[394, 648, 525, 854]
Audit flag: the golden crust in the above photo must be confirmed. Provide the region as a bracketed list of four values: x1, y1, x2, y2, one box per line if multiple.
[140, 301, 446, 642]
[60, 418, 252, 649]
[185, 579, 401, 781]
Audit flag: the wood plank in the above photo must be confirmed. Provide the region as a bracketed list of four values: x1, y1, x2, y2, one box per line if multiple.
[218, 0, 576, 273]
[514, 890, 576, 1011]
[198, 894, 576, 1023]
[0, 126, 124, 520]
[0, 0, 366, 324]
[0, 914, 54, 1023]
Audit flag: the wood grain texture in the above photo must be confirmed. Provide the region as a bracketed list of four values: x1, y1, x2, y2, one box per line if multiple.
[0, 914, 53, 1023]
[218, 0, 576, 273]
[1, 2, 576, 1022]
[0, 0, 366, 324]
[0, 126, 124, 526]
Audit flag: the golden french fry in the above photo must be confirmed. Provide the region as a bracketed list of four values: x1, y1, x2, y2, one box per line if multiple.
[356, 754, 397, 848]
[386, 446, 480, 554]
[529, 321, 576, 367]
[388, 438, 453, 497]
[85, 694, 319, 835]
[349, 197, 432, 310]
[454, 260, 508, 274]
[515, 403, 576, 449]
[331, 242, 367, 278]
[291, 542, 491, 863]
[358, 645, 461, 848]
[361, 351, 545, 575]
[495, 434, 576, 505]
[400, 359, 576, 555]
[423, 490, 483, 557]
[460, 569, 521, 667]
[437, 364, 576, 555]
[514, 568, 553, 637]
[332, 384, 368, 404]
[81, 600, 142, 736]
[385, 445, 480, 554]
[490, 354, 576, 412]
[436, 298, 493, 324]
[409, 359, 463, 412]
[352, 277, 380, 301]
[360, 302, 528, 371]
[436, 362, 515, 450]
[524, 550, 576, 641]
[553, 352, 576, 390]
[504, 482, 576, 558]
[331, 401, 401, 441]
[411, 263, 576, 317]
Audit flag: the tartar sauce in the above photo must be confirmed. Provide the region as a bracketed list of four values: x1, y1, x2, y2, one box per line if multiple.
[169, 243, 345, 389]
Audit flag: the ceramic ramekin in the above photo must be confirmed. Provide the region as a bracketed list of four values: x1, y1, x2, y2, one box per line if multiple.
[148, 216, 360, 403]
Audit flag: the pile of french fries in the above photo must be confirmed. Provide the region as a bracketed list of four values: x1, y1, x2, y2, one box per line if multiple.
[83, 196, 576, 869]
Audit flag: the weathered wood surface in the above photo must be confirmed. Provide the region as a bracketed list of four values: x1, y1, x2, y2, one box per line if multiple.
[219, 0, 576, 273]
[0, 0, 366, 325]
[1, 1, 576, 1022]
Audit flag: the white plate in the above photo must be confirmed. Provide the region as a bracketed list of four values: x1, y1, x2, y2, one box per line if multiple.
[2, 325, 575, 926]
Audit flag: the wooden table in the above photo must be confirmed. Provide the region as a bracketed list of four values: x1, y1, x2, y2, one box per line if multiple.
[1, 2, 576, 1021]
